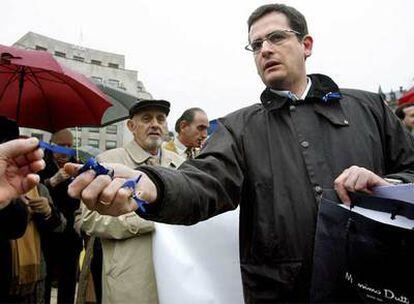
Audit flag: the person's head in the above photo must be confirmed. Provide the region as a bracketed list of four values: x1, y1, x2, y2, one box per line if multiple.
[246, 4, 313, 93]
[0, 116, 19, 143]
[396, 103, 414, 131]
[51, 128, 73, 167]
[127, 99, 170, 155]
[175, 108, 209, 148]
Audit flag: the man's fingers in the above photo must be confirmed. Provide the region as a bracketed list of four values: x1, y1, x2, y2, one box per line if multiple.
[334, 166, 392, 205]
[334, 168, 351, 204]
[353, 174, 371, 193]
[21, 174, 40, 193]
[98, 178, 127, 206]
[14, 147, 44, 166]
[29, 159, 46, 173]
[343, 170, 359, 192]
[17, 159, 45, 177]
[64, 163, 83, 176]
[0, 138, 40, 160]
[335, 184, 351, 205]
[25, 148, 44, 162]
[98, 188, 137, 216]
[81, 175, 112, 209]
[67, 170, 96, 199]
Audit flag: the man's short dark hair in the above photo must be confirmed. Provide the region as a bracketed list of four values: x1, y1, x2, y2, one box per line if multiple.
[0, 116, 19, 143]
[175, 107, 205, 133]
[247, 4, 308, 40]
[395, 103, 414, 120]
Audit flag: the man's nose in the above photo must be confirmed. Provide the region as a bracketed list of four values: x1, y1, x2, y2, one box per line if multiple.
[149, 118, 161, 127]
[201, 129, 208, 138]
[260, 40, 273, 56]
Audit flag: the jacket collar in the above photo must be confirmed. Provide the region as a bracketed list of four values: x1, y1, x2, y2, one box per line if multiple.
[125, 140, 156, 165]
[260, 74, 348, 127]
[125, 140, 184, 168]
[161, 149, 185, 168]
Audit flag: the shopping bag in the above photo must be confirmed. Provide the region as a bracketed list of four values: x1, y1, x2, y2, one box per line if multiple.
[310, 189, 414, 303]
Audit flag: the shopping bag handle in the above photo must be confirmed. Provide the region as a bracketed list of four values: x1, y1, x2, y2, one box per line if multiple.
[348, 192, 414, 220]
[321, 190, 414, 220]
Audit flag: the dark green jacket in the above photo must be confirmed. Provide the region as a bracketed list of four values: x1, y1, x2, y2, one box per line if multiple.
[138, 74, 414, 303]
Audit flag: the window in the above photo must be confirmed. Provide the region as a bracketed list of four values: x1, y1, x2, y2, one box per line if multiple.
[91, 59, 102, 65]
[54, 51, 66, 58]
[35, 45, 47, 51]
[73, 55, 85, 62]
[88, 139, 99, 148]
[88, 127, 99, 133]
[91, 76, 103, 83]
[105, 140, 117, 150]
[108, 79, 120, 87]
[108, 63, 119, 69]
[31, 133, 43, 141]
[106, 125, 117, 134]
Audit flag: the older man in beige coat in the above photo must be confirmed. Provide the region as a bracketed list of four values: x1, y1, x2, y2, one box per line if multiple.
[79, 99, 184, 303]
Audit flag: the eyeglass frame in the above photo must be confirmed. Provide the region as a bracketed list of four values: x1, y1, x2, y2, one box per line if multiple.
[245, 29, 301, 53]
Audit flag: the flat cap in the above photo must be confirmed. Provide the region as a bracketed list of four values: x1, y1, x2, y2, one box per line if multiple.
[129, 99, 170, 118]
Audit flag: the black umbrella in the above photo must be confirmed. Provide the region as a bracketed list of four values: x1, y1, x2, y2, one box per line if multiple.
[97, 84, 139, 126]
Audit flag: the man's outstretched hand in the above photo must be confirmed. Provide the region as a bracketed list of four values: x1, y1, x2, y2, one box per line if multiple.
[65, 162, 158, 216]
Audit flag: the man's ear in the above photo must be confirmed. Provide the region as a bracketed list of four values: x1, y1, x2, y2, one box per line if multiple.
[127, 119, 135, 132]
[179, 120, 189, 132]
[302, 35, 313, 59]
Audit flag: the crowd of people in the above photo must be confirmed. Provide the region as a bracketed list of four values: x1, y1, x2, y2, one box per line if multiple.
[0, 102, 209, 303]
[1, 3, 414, 304]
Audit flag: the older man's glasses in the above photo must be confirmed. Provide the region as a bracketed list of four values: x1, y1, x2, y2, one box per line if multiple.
[245, 29, 301, 53]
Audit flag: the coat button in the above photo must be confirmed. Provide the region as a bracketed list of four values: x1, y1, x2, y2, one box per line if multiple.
[301, 141, 309, 148]
[314, 185, 323, 195]
[289, 105, 296, 111]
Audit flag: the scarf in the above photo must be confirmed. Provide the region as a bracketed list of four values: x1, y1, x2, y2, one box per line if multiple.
[9, 187, 43, 296]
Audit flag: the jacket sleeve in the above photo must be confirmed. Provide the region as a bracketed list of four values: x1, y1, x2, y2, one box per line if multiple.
[80, 203, 154, 239]
[379, 98, 414, 182]
[138, 118, 245, 225]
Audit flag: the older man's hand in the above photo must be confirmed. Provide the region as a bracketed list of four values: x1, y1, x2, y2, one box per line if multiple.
[334, 165, 391, 204]
[65, 162, 158, 216]
[0, 138, 45, 208]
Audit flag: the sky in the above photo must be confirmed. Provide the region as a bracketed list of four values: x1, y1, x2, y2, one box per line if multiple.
[2, 0, 413, 126]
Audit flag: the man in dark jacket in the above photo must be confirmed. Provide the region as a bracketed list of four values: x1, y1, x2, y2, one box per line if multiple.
[67, 3, 414, 303]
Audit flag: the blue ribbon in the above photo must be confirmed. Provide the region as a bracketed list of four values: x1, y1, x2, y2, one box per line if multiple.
[77, 157, 114, 177]
[39, 141, 76, 157]
[122, 175, 149, 213]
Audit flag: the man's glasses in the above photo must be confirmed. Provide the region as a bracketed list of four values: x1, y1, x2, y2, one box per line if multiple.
[245, 29, 301, 53]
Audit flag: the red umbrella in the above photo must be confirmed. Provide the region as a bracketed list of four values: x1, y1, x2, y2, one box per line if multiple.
[0, 44, 112, 132]
[398, 87, 414, 106]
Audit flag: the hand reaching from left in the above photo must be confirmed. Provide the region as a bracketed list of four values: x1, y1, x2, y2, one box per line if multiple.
[0, 138, 45, 208]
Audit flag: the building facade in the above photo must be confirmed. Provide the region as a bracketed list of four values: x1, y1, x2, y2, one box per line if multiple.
[379, 86, 407, 110]
[14, 31, 152, 150]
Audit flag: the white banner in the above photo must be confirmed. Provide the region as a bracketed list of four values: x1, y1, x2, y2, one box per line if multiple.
[153, 209, 243, 304]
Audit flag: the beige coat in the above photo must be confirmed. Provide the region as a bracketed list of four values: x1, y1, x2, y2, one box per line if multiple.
[80, 140, 184, 304]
